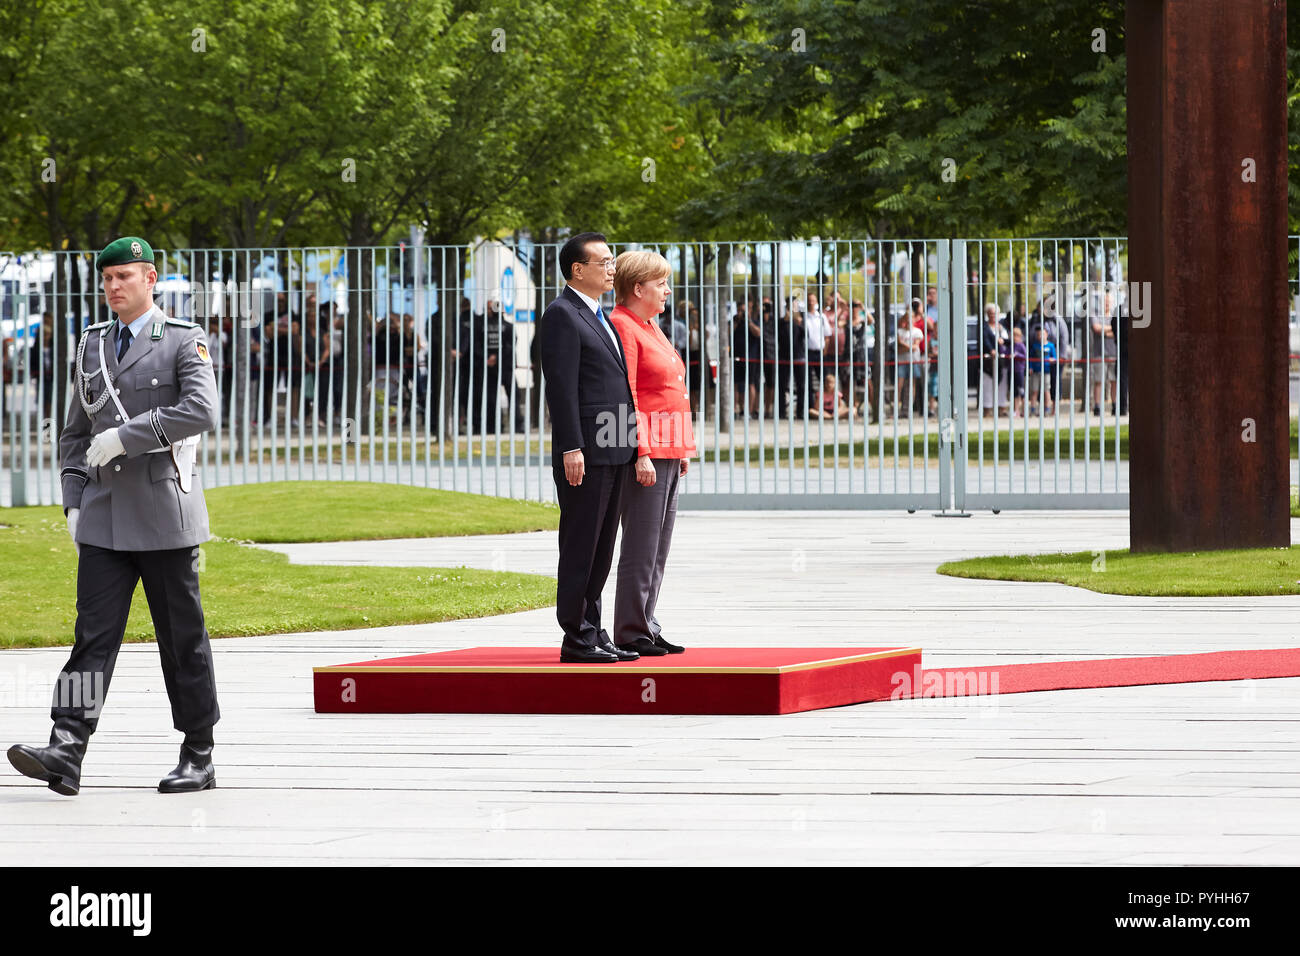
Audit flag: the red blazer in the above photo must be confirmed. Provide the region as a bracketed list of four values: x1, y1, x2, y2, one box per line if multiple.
[609, 304, 697, 459]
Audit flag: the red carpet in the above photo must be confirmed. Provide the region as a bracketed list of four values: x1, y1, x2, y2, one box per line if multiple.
[314, 646, 922, 715]
[312, 646, 1300, 715]
[898, 647, 1300, 699]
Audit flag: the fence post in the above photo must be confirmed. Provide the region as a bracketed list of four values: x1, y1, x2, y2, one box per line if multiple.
[937, 240, 952, 512]
[950, 240, 969, 515]
[9, 294, 30, 506]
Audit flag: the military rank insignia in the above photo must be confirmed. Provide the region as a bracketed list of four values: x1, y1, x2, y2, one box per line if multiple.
[196, 341, 211, 362]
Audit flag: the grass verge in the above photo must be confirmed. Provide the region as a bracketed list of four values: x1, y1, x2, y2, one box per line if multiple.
[937, 546, 1300, 597]
[204, 481, 558, 542]
[1, 484, 559, 648]
[703, 424, 1131, 463]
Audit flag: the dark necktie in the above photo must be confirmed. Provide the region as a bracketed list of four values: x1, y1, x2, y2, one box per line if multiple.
[117, 327, 133, 361]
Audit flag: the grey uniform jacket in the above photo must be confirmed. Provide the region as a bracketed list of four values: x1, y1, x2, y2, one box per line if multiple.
[59, 305, 220, 551]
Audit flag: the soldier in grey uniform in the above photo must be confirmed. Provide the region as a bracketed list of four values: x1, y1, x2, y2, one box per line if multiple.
[7, 236, 222, 796]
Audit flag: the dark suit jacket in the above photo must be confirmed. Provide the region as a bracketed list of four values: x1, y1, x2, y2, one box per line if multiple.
[539, 285, 637, 468]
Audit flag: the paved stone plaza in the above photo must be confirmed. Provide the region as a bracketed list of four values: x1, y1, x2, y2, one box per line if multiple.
[2, 511, 1297, 865]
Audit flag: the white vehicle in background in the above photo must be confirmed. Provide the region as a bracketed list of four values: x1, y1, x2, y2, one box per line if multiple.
[1, 254, 58, 386]
[153, 275, 201, 322]
[154, 273, 278, 324]
[0, 253, 55, 338]
[468, 238, 538, 391]
[152, 249, 348, 326]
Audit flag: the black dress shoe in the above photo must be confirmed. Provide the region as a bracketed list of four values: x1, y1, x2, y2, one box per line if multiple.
[618, 636, 669, 657]
[559, 642, 622, 663]
[158, 729, 216, 793]
[652, 635, 686, 654]
[598, 639, 640, 661]
[7, 716, 92, 796]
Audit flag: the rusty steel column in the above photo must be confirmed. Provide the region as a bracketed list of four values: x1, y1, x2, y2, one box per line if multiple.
[1127, 0, 1290, 552]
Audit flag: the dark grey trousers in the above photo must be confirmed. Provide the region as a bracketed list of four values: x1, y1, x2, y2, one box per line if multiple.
[613, 458, 681, 646]
[54, 543, 220, 733]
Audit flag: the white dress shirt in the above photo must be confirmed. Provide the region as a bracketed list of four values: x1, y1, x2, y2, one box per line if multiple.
[805, 309, 834, 353]
[567, 284, 620, 351]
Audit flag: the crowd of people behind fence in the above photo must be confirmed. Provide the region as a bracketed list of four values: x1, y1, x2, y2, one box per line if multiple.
[721, 285, 1130, 424]
[19, 284, 1131, 437]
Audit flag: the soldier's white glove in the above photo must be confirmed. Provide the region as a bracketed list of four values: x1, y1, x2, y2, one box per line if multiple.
[66, 508, 80, 556]
[86, 428, 125, 467]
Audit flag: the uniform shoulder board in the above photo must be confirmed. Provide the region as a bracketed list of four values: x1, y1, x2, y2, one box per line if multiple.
[164, 317, 197, 328]
[83, 320, 112, 332]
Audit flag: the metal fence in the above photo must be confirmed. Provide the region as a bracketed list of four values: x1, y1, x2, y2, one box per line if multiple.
[4, 237, 1298, 509]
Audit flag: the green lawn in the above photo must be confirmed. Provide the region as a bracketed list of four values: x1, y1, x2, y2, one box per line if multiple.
[85, 417, 1299, 468]
[704, 424, 1131, 464]
[705, 418, 1300, 465]
[205, 481, 558, 542]
[937, 546, 1300, 597]
[1, 483, 559, 649]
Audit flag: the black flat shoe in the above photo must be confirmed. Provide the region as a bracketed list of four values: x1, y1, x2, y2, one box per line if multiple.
[597, 640, 640, 661]
[560, 642, 622, 663]
[652, 635, 686, 654]
[618, 637, 669, 657]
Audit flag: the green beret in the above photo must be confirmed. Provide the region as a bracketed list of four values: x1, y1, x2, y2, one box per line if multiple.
[96, 236, 155, 271]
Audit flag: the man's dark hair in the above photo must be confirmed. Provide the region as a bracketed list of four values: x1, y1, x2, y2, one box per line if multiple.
[560, 232, 607, 280]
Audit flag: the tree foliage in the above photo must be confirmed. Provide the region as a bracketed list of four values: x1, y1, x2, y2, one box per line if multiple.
[678, 0, 1128, 238]
[2, 0, 1298, 248]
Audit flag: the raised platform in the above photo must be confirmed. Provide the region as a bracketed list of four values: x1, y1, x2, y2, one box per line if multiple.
[313, 646, 923, 715]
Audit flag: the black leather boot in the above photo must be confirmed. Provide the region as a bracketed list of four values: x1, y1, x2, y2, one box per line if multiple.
[158, 728, 216, 793]
[7, 717, 92, 796]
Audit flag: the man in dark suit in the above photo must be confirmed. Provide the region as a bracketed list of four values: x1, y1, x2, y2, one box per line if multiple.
[539, 232, 640, 663]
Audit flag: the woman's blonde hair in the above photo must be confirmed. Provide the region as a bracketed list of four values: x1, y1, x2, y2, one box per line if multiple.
[613, 250, 672, 304]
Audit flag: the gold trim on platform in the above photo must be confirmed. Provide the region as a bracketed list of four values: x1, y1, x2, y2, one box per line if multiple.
[312, 647, 922, 676]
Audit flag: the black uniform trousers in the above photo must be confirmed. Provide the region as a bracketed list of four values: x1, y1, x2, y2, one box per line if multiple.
[52, 543, 220, 734]
[552, 462, 627, 648]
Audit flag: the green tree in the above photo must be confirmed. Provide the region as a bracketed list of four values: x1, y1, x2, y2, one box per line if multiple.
[147, 0, 459, 249]
[402, 0, 713, 246]
[678, 0, 1128, 239]
[9, 0, 1300, 253]
[0, 0, 166, 251]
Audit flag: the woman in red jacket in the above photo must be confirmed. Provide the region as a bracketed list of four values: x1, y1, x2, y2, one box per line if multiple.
[608, 250, 696, 655]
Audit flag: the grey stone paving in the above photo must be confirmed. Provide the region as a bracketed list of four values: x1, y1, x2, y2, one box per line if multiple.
[2, 512, 1298, 865]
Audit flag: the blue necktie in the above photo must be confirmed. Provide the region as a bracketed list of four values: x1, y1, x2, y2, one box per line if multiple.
[117, 327, 133, 361]
[595, 305, 618, 349]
